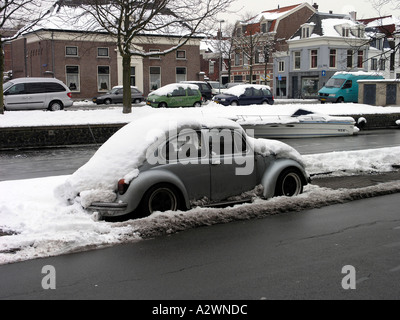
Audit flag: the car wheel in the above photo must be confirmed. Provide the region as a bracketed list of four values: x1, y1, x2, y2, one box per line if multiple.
[133, 99, 141, 104]
[274, 168, 304, 197]
[158, 102, 167, 108]
[105, 99, 112, 105]
[336, 97, 344, 103]
[230, 101, 239, 106]
[48, 101, 63, 111]
[262, 100, 269, 105]
[193, 101, 202, 108]
[141, 183, 182, 216]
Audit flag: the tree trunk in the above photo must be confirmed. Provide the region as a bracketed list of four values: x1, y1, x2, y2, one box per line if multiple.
[122, 53, 132, 114]
[0, 43, 5, 115]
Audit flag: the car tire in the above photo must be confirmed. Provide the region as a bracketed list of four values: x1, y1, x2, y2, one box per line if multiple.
[230, 101, 239, 106]
[336, 97, 344, 103]
[274, 168, 304, 197]
[48, 101, 64, 111]
[105, 99, 112, 105]
[140, 183, 182, 216]
[133, 99, 141, 104]
[193, 101, 202, 108]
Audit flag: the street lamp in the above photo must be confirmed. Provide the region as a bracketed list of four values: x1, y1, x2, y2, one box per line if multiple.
[219, 20, 225, 94]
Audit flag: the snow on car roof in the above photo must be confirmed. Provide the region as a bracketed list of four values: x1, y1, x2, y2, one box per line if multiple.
[224, 84, 272, 97]
[148, 83, 200, 96]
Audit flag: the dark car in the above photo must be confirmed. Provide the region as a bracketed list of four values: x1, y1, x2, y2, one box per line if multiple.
[213, 84, 274, 106]
[93, 86, 144, 105]
[180, 81, 213, 101]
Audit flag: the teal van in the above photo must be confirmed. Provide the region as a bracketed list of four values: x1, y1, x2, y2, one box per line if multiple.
[318, 72, 384, 103]
[146, 83, 202, 108]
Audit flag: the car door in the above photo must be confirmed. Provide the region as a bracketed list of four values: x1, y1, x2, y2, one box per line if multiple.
[157, 130, 211, 201]
[113, 89, 123, 103]
[25, 83, 47, 109]
[207, 129, 257, 201]
[239, 88, 255, 105]
[4, 83, 28, 110]
[169, 87, 186, 107]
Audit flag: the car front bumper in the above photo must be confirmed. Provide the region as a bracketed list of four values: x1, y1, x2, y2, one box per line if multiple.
[87, 201, 128, 217]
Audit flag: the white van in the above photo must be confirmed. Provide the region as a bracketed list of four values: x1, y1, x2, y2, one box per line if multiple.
[3, 77, 73, 111]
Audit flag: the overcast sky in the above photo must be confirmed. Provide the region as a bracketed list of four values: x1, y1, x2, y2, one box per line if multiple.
[219, 0, 400, 24]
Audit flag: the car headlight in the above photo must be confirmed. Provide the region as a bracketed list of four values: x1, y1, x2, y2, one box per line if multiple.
[221, 98, 226, 102]
[329, 94, 336, 97]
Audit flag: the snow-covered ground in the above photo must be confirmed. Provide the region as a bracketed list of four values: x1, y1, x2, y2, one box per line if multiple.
[1, 100, 400, 128]
[1, 102, 400, 265]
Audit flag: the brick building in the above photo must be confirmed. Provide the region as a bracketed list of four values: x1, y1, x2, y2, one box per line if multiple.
[230, 3, 316, 90]
[9, 8, 202, 99]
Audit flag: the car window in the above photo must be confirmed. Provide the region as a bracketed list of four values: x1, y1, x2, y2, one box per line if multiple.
[44, 82, 66, 93]
[162, 130, 202, 161]
[254, 89, 263, 97]
[27, 83, 46, 94]
[132, 88, 140, 94]
[262, 88, 272, 96]
[342, 80, 352, 89]
[244, 88, 253, 96]
[187, 88, 198, 96]
[6, 83, 26, 95]
[171, 87, 186, 97]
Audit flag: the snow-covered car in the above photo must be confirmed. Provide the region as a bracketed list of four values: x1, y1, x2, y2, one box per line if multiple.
[55, 115, 309, 219]
[146, 83, 202, 108]
[213, 84, 274, 106]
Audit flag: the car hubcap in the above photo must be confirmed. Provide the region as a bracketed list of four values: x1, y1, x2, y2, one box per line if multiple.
[148, 188, 177, 213]
[281, 173, 302, 196]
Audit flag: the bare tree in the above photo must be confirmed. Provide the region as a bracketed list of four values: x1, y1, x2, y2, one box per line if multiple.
[0, 0, 57, 114]
[82, 0, 235, 113]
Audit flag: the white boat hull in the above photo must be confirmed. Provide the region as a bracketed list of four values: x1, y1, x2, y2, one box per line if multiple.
[241, 121, 356, 138]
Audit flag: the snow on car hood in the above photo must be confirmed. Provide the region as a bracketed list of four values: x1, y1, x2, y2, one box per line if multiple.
[54, 114, 304, 207]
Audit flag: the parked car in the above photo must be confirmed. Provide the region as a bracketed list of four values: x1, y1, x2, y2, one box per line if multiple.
[58, 115, 309, 219]
[146, 83, 202, 108]
[180, 81, 213, 100]
[318, 72, 384, 103]
[3, 77, 73, 111]
[208, 81, 227, 96]
[92, 86, 144, 105]
[213, 84, 274, 106]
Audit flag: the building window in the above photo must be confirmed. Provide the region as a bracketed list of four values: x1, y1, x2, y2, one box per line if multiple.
[176, 67, 187, 82]
[130, 67, 136, 86]
[97, 66, 110, 91]
[342, 27, 350, 37]
[294, 51, 301, 70]
[176, 50, 186, 59]
[357, 50, 364, 68]
[235, 53, 240, 66]
[149, 49, 160, 59]
[97, 48, 109, 58]
[261, 23, 267, 33]
[347, 50, 353, 68]
[66, 46, 78, 56]
[66, 66, 80, 92]
[209, 61, 215, 74]
[278, 61, 285, 72]
[150, 66, 161, 91]
[371, 58, 378, 70]
[233, 75, 242, 82]
[329, 49, 337, 68]
[310, 49, 318, 69]
[302, 27, 310, 38]
[380, 58, 386, 70]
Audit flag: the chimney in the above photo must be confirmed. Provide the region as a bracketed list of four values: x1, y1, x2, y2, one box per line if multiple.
[312, 2, 319, 11]
[329, 10, 333, 14]
[349, 11, 357, 21]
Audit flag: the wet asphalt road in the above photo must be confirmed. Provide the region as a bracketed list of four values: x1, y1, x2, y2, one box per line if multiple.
[1, 193, 399, 300]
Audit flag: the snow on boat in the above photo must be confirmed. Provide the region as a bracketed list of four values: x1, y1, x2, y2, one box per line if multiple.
[236, 109, 358, 139]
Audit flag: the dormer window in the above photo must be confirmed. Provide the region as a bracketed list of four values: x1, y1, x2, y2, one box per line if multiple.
[301, 23, 315, 39]
[351, 25, 365, 38]
[342, 27, 350, 37]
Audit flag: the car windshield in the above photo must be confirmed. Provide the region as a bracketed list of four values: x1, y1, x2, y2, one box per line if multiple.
[325, 78, 346, 88]
[3, 81, 14, 92]
[210, 83, 223, 89]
